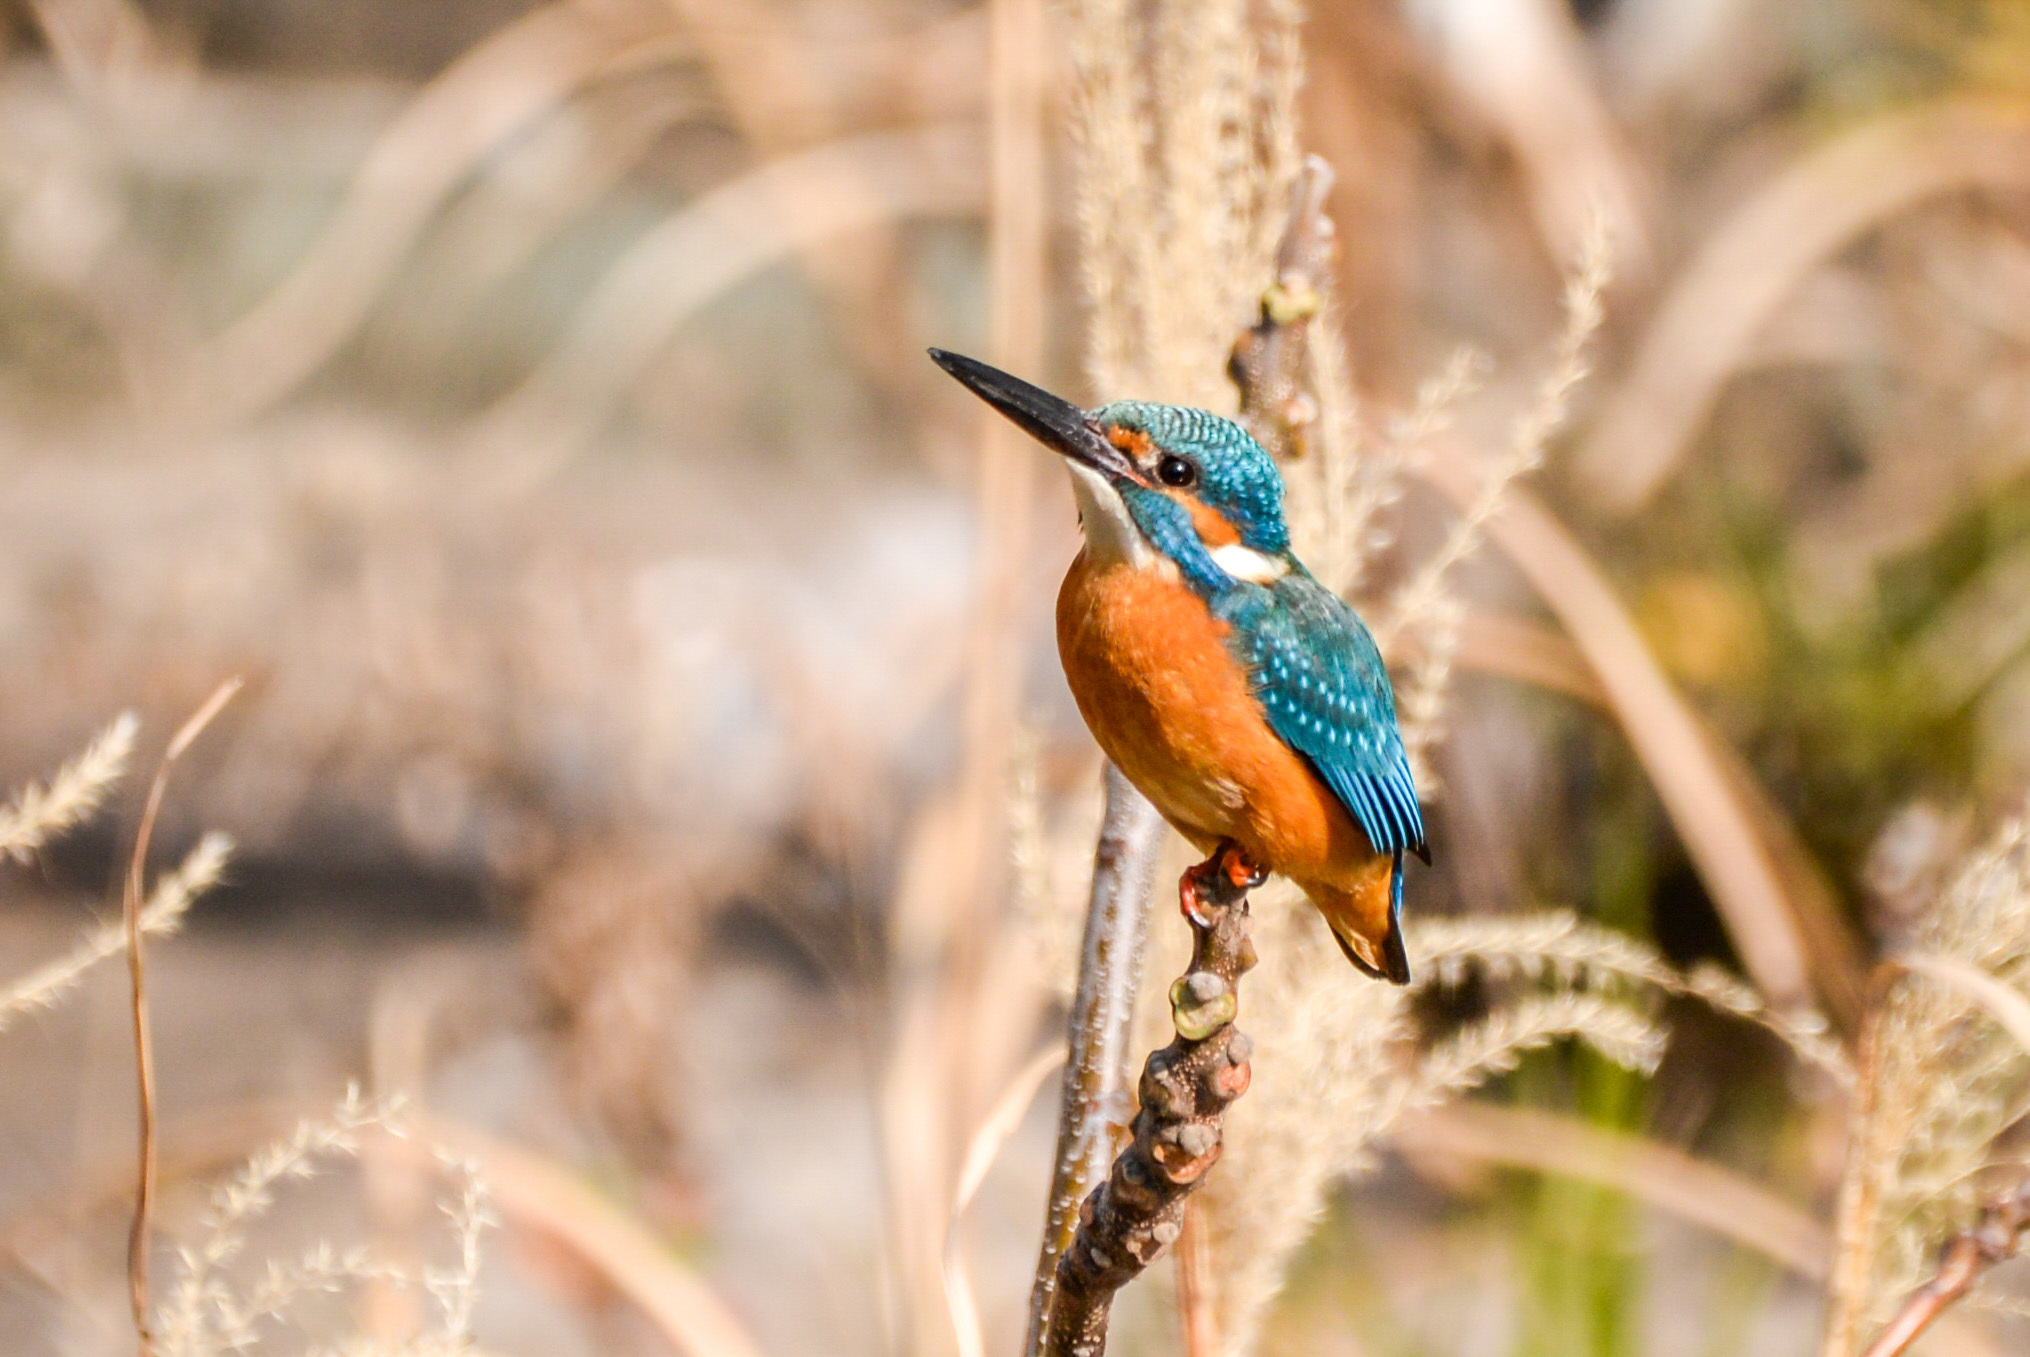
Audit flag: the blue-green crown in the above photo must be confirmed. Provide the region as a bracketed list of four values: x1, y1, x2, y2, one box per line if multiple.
[1092, 402, 1290, 598]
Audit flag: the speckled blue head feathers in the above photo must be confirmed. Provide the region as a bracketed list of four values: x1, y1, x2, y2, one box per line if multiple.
[1093, 402, 1290, 556]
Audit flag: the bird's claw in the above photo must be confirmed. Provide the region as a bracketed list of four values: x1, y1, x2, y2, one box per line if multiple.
[1179, 860, 1218, 927]
[1218, 843, 1268, 890]
[1179, 843, 1266, 926]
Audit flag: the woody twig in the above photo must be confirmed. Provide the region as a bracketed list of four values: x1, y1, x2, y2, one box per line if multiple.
[1858, 1174, 2030, 1357]
[1041, 846, 1259, 1357]
[1230, 156, 1337, 461]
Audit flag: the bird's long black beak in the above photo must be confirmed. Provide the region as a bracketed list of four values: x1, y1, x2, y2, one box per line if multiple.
[928, 349, 1139, 482]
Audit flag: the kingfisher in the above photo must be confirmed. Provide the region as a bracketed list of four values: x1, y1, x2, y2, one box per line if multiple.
[931, 349, 1427, 983]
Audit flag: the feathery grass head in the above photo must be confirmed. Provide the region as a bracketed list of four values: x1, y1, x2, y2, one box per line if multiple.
[0, 712, 138, 863]
[1198, 888, 1853, 1356]
[0, 831, 231, 1032]
[1073, 0, 1304, 406]
[0, 712, 236, 1032]
[154, 1088, 492, 1357]
[1825, 809, 2030, 1353]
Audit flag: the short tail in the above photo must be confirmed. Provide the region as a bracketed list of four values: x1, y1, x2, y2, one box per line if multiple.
[1319, 849, 1412, 985]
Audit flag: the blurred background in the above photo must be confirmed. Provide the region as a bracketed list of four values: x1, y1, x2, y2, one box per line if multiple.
[5, 0, 2030, 1354]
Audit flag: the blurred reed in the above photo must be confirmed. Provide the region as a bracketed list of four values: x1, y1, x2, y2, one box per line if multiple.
[152, 1090, 490, 1357]
[0, 713, 137, 865]
[0, 715, 227, 1033]
[1824, 809, 2030, 1355]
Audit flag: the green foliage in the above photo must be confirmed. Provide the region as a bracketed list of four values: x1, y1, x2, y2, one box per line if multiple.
[1511, 768, 1655, 1357]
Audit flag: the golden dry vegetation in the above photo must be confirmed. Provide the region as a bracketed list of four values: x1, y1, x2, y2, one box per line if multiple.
[6, 2, 2030, 1356]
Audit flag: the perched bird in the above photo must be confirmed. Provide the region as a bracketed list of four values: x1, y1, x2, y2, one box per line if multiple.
[931, 348, 1427, 982]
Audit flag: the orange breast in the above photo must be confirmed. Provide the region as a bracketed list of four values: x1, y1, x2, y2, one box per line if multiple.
[1055, 549, 1379, 890]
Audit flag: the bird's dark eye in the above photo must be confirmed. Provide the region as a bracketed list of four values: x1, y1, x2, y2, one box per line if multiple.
[1156, 454, 1198, 488]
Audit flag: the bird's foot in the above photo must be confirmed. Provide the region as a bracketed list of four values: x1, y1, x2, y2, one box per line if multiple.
[1217, 841, 1268, 891]
[1179, 842, 1267, 926]
[1178, 859, 1217, 927]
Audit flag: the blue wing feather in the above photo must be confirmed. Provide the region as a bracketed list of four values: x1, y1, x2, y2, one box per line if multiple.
[1216, 570, 1426, 858]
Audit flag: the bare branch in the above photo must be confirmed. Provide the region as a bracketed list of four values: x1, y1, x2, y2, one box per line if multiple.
[1228, 156, 1337, 461]
[1023, 766, 1165, 1355]
[1042, 849, 1259, 1357]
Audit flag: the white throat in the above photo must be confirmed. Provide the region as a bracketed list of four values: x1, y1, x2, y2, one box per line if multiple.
[1065, 463, 1157, 569]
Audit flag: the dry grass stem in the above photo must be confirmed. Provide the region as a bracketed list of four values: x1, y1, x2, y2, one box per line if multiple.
[1175, 1201, 1217, 1357]
[183, 1, 680, 429]
[1579, 99, 2030, 511]
[1286, 306, 1360, 590]
[1410, 1102, 1830, 1278]
[1415, 460, 1825, 1010]
[472, 121, 988, 492]
[409, 1110, 761, 1357]
[1312, 343, 1483, 598]
[0, 711, 138, 863]
[1007, 729, 1092, 1006]
[128, 677, 242, 1354]
[667, 0, 926, 402]
[1368, 229, 1606, 793]
[1858, 1174, 2030, 1357]
[1394, 590, 1465, 793]
[1448, 608, 1607, 705]
[946, 1045, 1065, 1357]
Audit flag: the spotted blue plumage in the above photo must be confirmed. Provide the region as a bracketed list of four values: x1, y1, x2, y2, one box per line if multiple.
[1097, 403, 1427, 864]
[1215, 574, 1426, 862]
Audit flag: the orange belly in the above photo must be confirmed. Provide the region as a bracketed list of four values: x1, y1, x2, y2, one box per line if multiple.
[1056, 549, 1397, 968]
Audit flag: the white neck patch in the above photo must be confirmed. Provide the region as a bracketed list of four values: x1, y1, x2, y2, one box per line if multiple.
[1208, 542, 1289, 584]
[1066, 463, 1158, 570]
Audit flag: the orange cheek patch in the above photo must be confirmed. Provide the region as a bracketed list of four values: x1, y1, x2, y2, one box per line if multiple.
[1184, 498, 1241, 548]
[1106, 427, 1153, 458]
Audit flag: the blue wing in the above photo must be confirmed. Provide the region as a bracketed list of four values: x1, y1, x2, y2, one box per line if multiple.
[1216, 571, 1426, 859]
